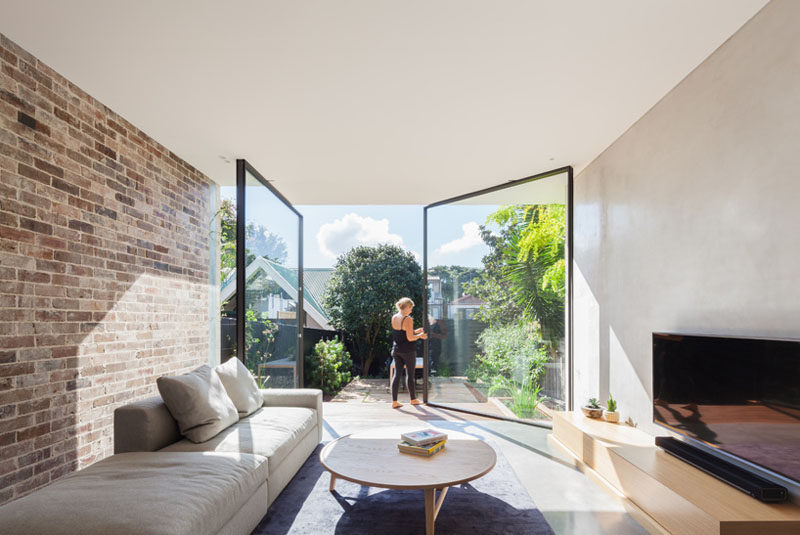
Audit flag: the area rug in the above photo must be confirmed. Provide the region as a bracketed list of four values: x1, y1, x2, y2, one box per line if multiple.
[253, 444, 553, 535]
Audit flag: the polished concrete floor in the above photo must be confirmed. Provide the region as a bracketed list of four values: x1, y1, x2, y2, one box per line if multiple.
[322, 395, 648, 535]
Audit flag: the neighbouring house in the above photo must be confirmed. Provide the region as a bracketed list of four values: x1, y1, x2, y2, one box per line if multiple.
[220, 257, 335, 331]
[447, 294, 483, 320]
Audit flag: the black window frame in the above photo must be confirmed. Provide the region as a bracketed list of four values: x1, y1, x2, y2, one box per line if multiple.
[422, 166, 574, 427]
[235, 159, 304, 387]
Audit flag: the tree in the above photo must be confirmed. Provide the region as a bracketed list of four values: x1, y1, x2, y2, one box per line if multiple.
[218, 199, 237, 284]
[464, 204, 565, 346]
[462, 226, 524, 326]
[217, 198, 288, 285]
[246, 223, 287, 264]
[323, 244, 423, 376]
[428, 265, 481, 302]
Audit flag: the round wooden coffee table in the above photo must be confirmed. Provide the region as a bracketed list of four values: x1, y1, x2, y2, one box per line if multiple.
[320, 429, 496, 535]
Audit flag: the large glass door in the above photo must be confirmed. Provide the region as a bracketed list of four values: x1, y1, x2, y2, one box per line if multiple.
[423, 167, 572, 426]
[234, 160, 304, 387]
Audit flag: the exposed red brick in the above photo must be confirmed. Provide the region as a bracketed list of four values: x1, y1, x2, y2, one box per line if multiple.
[0, 32, 211, 504]
[16, 423, 50, 442]
[19, 217, 52, 236]
[33, 158, 63, 179]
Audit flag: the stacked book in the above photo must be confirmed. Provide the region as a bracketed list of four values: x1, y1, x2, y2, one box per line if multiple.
[397, 429, 448, 457]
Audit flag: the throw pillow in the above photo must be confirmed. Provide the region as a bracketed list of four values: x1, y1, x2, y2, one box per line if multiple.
[215, 357, 263, 417]
[157, 365, 239, 443]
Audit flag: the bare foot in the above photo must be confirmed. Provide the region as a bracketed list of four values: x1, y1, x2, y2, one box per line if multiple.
[392, 401, 403, 409]
[410, 399, 423, 406]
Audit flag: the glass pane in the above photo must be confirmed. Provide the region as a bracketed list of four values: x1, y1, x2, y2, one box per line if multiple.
[219, 193, 237, 364]
[426, 171, 568, 422]
[244, 170, 300, 387]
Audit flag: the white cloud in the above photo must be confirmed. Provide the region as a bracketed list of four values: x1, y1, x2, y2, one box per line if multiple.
[434, 222, 483, 256]
[317, 213, 405, 259]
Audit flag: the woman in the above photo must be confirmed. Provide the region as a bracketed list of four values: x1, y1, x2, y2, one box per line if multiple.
[391, 297, 427, 408]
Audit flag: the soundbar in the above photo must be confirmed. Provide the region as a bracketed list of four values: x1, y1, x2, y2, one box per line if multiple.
[655, 436, 788, 503]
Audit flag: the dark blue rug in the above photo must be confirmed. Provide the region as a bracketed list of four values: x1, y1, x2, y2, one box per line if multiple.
[253, 444, 553, 535]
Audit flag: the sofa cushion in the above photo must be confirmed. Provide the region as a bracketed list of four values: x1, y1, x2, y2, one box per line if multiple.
[0, 451, 267, 535]
[160, 406, 317, 473]
[215, 357, 263, 417]
[114, 396, 180, 453]
[157, 365, 239, 443]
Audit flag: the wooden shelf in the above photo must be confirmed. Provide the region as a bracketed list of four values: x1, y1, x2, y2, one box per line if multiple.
[551, 411, 800, 535]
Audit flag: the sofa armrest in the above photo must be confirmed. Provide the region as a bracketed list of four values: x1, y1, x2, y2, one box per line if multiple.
[114, 396, 181, 453]
[260, 388, 323, 442]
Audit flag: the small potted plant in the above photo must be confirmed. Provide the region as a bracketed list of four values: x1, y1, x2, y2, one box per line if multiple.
[581, 397, 603, 419]
[603, 393, 619, 423]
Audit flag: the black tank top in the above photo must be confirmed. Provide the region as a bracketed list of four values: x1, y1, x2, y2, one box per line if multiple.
[392, 316, 416, 354]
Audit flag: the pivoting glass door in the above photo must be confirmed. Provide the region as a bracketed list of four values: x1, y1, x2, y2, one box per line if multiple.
[234, 160, 303, 387]
[423, 167, 572, 425]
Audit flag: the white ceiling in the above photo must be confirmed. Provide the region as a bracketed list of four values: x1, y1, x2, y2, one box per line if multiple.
[1, 0, 768, 204]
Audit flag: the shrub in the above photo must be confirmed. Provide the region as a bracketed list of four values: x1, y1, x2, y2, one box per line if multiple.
[465, 362, 480, 383]
[436, 362, 453, 377]
[305, 338, 353, 396]
[472, 322, 548, 384]
[488, 376, 547, 419]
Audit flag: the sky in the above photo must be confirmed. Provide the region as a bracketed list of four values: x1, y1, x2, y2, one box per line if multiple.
[221, 186, 498, 269]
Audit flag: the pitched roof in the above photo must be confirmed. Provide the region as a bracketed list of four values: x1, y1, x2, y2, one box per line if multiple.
[451, 294, 484, 306]
[303, 268, 335, 310]
[220, 258, 334, 330]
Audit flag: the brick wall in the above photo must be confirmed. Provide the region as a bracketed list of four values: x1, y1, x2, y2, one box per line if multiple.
[0, 33, 212, 504]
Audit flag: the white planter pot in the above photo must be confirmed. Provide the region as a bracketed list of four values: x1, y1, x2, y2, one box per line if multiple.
[603, 410, 619, 423]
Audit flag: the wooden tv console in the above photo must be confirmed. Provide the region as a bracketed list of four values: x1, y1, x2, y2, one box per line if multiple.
[550, 411, 800, 534]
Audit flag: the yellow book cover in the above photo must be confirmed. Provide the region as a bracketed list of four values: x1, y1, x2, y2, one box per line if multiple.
[397, 439, 446, 456]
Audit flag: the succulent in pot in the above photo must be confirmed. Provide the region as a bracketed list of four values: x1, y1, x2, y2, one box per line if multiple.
[603, 394, 619, 423]
[581, 397, 603, 418]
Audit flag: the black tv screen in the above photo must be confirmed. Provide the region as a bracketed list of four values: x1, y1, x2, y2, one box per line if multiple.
[653, 333, 800, 484]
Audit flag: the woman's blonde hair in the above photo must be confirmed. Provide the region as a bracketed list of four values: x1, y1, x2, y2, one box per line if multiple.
[395, 297, 414, 311]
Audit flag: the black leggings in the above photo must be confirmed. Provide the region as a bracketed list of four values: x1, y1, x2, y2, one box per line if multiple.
[391, 352, 416, 401]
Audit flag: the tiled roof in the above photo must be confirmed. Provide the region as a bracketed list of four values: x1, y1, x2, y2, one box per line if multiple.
[303, 269, 335, 312]
[451, 294, 484, 305]
[221, 260, 333, 322]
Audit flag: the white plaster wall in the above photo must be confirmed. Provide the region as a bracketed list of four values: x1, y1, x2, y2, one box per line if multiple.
[573, 0, 800, 432]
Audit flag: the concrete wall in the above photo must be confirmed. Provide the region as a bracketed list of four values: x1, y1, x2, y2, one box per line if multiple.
[572, 0, 800, 431]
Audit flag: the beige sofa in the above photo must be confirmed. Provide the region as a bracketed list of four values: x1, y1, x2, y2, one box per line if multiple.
[0, 388, 322, 535]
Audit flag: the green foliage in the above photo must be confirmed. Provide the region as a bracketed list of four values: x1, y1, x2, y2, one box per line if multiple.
[225, 307, 279, 367]
[488, 375, 547, 419]
[587, 397, 601, 409]
[323, 244, 423, 376]
[217, 199, 237, 284]
[245, 307, 278, 364]
[428, 265, 481, 301]
[463, 204, 566, 345]
[462, 228, 524, 326]
[606, 393, 617, 413]
[471, 323, 549, 419]
[465, 362, 480, 383]
[305, 338, 353, 396]
[435, 362, 453, 377]
[216, 197, 288, 285]
[488, 204, 565, 296]
[471, 323, 548, 384]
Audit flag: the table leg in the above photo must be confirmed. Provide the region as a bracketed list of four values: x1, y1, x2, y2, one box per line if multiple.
[329, 473, 337, 491]
[425, 488, 435, 535]
[424, 486, 449, 535]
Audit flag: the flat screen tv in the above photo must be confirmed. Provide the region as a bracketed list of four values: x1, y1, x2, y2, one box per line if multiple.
[653, 332, 800, 486]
